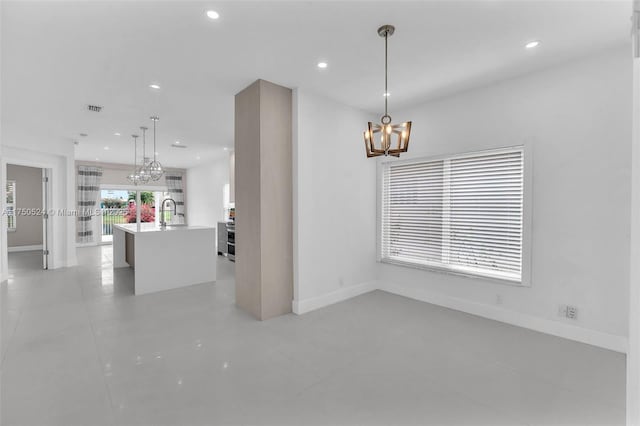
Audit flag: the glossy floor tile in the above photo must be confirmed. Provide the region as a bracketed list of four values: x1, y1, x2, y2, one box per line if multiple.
[1, 247, 626, 425]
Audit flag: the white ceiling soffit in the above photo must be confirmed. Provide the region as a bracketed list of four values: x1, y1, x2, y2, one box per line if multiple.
[0, 0, 631, 168]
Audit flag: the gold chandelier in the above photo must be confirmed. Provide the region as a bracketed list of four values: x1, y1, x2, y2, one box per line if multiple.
[363, 25, 412, 158]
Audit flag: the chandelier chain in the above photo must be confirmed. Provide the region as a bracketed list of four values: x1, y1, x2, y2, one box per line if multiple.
[133, 135, 137, 172]
[142, 127, 146, 163]
[153, 118, 157, 159]
[384, 30, 388, 118]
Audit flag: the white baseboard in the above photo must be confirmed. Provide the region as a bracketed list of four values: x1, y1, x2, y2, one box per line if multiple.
[292, 279, 627, 353]
[379, 280, 627, 354]
[292, 281, 378, 315]
[8, 244, 43, 253]
[76, 242, 98, 248]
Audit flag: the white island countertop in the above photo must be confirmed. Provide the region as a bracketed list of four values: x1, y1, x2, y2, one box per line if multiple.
[114, 223, 214, 234]
[113, 223, 217, 295]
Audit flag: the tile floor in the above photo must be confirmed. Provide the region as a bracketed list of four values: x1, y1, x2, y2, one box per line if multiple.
[1, 246, 626, 426]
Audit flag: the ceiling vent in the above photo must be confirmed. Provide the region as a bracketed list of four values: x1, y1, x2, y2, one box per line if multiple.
[87, 104, 103, 112]
[171, 144, 187, 149]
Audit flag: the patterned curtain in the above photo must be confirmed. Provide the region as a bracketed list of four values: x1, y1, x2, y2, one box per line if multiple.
[165, 172, 185, 224]
[77, 166, 102, 243]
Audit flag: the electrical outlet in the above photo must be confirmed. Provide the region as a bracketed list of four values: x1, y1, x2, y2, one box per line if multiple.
[495, 294, 503, 305]
[558, 304, 578, 320]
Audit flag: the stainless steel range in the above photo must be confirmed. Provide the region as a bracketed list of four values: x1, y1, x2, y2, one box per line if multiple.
[226, 222, 235, 262]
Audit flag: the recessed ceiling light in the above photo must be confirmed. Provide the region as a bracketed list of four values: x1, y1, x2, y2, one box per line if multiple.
[104, 146, 109, 150]
[525, 40, 540, 49]
[223, 147, 229, 151]
[114, 132, 121, 136]
[196, 156, 201, 160]
[317, 62, 328, 69]
[149, 84, 161, 89]
[206, 10, 219, 20]
[175, 141, 181, 144]
[383, 92, 390, 97]
[95, 157, 100, 161]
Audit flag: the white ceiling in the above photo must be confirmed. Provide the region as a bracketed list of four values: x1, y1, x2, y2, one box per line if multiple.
[1, 0, 632, 168]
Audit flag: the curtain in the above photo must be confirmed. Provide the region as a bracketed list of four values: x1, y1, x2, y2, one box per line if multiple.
[77, 165, 102, 243]
[165, 172, 185, 224]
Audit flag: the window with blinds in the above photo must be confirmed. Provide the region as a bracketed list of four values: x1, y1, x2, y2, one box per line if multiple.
[6, 180, 16, 232]
[380, 147, 524, 283]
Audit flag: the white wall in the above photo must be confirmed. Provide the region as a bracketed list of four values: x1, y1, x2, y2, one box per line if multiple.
[186, 154, 229, 229]
[628, 3, 640, 421]
[75, 160, 185, 190]
[292, 89, 378, 312]
[0, 143, 5, 281]
[376, 46, 632, 351]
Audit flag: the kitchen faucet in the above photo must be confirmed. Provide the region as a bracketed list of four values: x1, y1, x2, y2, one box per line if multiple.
[160, 198, 177, 229]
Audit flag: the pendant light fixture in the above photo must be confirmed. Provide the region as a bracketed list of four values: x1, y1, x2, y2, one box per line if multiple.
[363, 25, 411, 158]
[126, 134, 141, 185]
[148, 116, 165, 181]
[137, 126, 151, 184]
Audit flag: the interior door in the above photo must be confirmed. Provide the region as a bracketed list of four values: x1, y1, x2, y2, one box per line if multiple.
[42, 169, 49, 270]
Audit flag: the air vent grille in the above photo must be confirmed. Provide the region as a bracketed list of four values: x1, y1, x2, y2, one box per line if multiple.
[171, 144, 187, 149]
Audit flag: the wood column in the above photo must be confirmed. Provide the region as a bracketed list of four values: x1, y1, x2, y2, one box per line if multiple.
[234, 79, 293, 320]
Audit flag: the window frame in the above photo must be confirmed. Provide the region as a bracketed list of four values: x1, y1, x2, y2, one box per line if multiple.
[6, 180, 16, 232]
[377, 145, 532, 287]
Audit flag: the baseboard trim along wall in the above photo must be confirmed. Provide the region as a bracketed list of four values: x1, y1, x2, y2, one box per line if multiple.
[293, 279, 627, 353]
[292, 281, 379, 314]
[378, 280, 628, 354]
[8, 245, 43, 253]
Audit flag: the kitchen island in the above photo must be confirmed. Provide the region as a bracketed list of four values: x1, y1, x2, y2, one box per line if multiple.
[113, 223, 216, 295]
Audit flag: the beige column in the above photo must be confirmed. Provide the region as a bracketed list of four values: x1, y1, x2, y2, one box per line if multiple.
[234, 79, 293, 320]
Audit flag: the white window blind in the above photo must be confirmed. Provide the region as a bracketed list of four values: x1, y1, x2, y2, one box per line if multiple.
[6, 180, 16, 231]
[381, 147, 524, 282]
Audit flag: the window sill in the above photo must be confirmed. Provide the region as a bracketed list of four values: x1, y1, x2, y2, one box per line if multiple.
[379, 257, 526, 287]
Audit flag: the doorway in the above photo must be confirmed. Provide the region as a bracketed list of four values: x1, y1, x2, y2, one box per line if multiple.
[5, 164, 50, 272]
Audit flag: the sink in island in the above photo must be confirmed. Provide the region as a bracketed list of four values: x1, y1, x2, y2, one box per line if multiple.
[113, 223, 217, 295]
